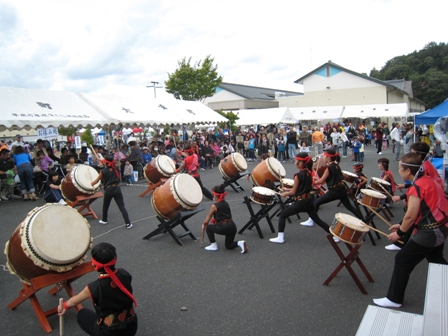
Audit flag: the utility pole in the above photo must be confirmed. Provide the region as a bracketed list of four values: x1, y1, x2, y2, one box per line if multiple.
[146, 81, 163, 98]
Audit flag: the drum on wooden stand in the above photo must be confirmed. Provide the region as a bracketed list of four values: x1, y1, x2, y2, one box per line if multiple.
[219, 153, 247, 179]
[251, 157, 285, 188]
[342, 171, 358, 184]
[369, 177, 391, 194]
[358, 189, 386, 209]
[312, 154, 327, 177]
[251, 187, 276, 205]
[61, 165, 101, 203]
[144, 155, 176, 184]
[151, 173, 202, 219]
[281, 178, 294, 189]
[330, 213, 369, 245]
[4, 204, 92, 284]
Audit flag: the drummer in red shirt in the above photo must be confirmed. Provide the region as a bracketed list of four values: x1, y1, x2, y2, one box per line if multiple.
[177, 144, 213, 200]
[374, 153, 448, 308]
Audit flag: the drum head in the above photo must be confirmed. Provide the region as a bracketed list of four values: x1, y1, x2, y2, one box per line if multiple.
[372, 177, 391, 186]
[334, 212, 369, 232]
[360, 189, 386, 199]
[172, 174, 202, 207]
[73, 165, 101, 191]
[26, 205, 91, 264]
[266, 157, 285, 179]
[232, 153, 248, 171]
[342, 171, 357, 178]
[252, 186, 275, 196]
[282, 178, 294, 187]
[157, 155, 176, 176]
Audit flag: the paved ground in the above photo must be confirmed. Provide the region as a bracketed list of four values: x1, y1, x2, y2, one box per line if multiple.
[1, 144, 446, 335]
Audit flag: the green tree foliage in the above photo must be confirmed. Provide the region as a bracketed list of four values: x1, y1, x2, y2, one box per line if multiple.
[165, 55, 223, 101]
[369, 42, 448, 109]
[58, 126, 78, 137]
[216, 110, 238, 132]
[80, 127, 94, 146]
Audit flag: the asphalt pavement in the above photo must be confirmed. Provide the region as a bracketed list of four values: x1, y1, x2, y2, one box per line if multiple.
[1, 144, 445, 336]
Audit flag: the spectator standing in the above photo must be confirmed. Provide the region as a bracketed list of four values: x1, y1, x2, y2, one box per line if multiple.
[286, 126, 298, 162]
[390, 123, 401, 160]
[375, 123, 384, 154]
[13, 146, 36, 201]
[312, 127, 325, 156]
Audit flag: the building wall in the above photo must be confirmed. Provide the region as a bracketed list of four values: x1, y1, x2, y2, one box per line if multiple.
[207, 99, 278, 111]
[303, 71, 384, 92]
[204, 90, 241, 103]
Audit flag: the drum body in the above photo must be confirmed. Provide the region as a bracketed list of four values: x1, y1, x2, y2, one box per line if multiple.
[251, 187, 275, 205]
[359, 189, 386, 208]
[369, 177, 391, 193]
[61, 165, 101, 202]
[4, 204, 92, 284]
[342, 171, 357, 183]
[151, 173, 202, 219]
[331, 213, 369, 245]
[144, 155, 175, 184]
[312, 154, 327, 177]
[219, 153, 248, 179]
[251, 157, 286, 187]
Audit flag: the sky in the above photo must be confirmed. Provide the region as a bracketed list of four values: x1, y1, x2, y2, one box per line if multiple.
[0, 0, 446, 99]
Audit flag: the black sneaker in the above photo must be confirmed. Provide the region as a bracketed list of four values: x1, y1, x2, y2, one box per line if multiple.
[126, 223, 133, 229]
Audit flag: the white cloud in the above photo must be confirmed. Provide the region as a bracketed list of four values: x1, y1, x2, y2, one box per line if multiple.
[0, 0, 446, 96]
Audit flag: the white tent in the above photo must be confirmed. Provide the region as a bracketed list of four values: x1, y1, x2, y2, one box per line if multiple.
[234, 107, 295, 126]
[341, 103, 408, 119]
[0, 86, 108, 131]
[289, 106, 343, 121]
[79, 93, 227, 126]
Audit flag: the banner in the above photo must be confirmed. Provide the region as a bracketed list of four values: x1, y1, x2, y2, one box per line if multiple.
[74, 136, 82, 149]
[37, 127, 59, 138]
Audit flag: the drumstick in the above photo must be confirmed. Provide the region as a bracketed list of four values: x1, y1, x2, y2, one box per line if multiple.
[59, 298, 64, 336]
[358, 221, 403, 244]
[89, 144, 100, 161]
[278, 169, 284, 190]
[358, 201, 393, 227]
[200, 228, 205, 248]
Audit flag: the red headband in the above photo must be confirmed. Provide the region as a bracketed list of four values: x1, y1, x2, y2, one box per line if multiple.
[294, 155, 311, 166]
[102, 159, 120, 179]
[324, 152, 339, 158]
[91, 257, 138, 307]
[212, 191, 227, 202]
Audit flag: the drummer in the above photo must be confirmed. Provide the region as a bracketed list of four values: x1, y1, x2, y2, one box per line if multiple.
[202, 184, 248, 253]
[300, 148, 363, 228]
[176, 144, 213, 200]
[270, 152, 331, 244]
[58, 242, 138, 335]
[90, 155, 133, 229]
[373, 153, 448, 308]
[353, 162, 368, 195]
[377, 158, 397, 203]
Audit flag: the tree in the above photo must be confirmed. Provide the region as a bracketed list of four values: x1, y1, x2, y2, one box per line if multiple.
[216, 110, 239, 132]
[58, 126, 78, 137]
[165, 55, 223, 101]
[80, 127, 94, 146]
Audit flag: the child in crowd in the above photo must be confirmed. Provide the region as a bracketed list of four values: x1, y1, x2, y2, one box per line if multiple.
[299, 141, 309, 153]
[277, 137, 286, 162]
[37, 150, 54, 173]
[353, 136, 361, 162]
[359, 136, 365, 162]
[43, 170, 66, 205]
[202, 184, 248, 253]
[123, 160, 134, 185]
[65, 155, 76, 173]
[324, 140, 333, 151]
[142, 147, 152, 165]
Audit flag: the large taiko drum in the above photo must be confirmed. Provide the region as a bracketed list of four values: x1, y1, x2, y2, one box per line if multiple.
[312, 154, 327, 177]
[358, 189, 386, 208]
[342, 171, 358, 184]
[144, 155, 176, 184]
[4, 204, 92, 284]
[151, 173, 202, 219]
[251, 187, 276, 205]
[61, 165, 101, 203]
[369, 177, 391, 193]
[251, 157, 285, 188]
[330, 213, 369, 245]
[219, 153, 247, 179]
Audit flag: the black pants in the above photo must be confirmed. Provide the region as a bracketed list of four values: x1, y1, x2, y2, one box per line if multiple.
[206, 221, 238, 249]
[315, 186, 363, 219]
[386, 239, 447, 304]
[376, 140, 382, 153]
[43, 188, 63, 203]
[102, 186, 130, 224]
[77, 308, 138, 336]
[278, 197, 329, 233]
[194, 175, 213, 200]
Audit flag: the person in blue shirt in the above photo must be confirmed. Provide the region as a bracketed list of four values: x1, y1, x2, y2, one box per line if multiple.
[142, 147, 152, 165]
[353, 136, 361, 162]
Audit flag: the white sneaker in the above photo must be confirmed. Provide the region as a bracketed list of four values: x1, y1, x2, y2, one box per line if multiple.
[269, 236, 285, 244]
[99, 220, 108, 225]
[385, 244, 401, 251]
[378, 152, 382, 155]
[237, 241, 248, 254]
[205, 242, 218, 251]
[332, 236, 340, 243]
[58, 199, 67, 205]
[0, 195, 8, 201]
[126, 223, 133, 229]
[373, 297, 402, 308]
[300, 218, 314, 227]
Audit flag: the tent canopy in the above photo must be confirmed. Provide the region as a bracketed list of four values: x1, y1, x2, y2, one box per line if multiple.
[341, 103, 408, 119]
[0, 86, 108, 131]
[289, 106, 343, 121]
[234, 107, 295, 126]
[415, 99, 448, 125]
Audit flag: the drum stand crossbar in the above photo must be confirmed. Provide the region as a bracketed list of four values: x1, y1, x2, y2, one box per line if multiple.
[66, 191, 103, 219]
[323, 234, 374, 295]
[139, 180, 164, 198]
[221, 172, 249, 193]
[269, 193, 301, 223]
[7, 261, 94, 333]
[143, 205, 204, 246]
[238, 196, 276, 239]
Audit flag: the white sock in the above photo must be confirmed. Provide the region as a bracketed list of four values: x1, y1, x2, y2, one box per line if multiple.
[373, 297, 402, 308]
[269, 232, 285, 243]
[237, 241, 248, 254]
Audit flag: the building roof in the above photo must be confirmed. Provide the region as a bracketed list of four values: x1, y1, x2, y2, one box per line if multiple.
[294, 61, 409, 96]
[218, 82, 302, 101]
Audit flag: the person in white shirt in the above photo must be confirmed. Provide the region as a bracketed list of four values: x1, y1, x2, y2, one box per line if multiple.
[390, 123, 401, 160]
[10, 134, 25, 150]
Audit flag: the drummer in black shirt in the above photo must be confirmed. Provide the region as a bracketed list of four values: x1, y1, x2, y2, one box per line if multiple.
[91, 155, 132, 229]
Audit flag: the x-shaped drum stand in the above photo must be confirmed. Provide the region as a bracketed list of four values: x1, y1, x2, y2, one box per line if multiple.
[238, 196, 276, 238]
[221, 172, 249, 193]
